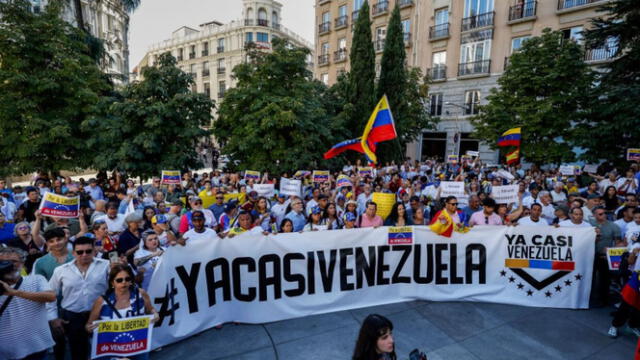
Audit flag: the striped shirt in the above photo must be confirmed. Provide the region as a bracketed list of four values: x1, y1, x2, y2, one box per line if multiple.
[0, 275, 55, 359]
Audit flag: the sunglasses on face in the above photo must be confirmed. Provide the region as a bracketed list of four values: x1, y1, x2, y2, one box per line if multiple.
[114, 276, 132, 283]
[75, 249, 93, 255]
[16, 226, 29, 230]
[447, 203, 458, 206]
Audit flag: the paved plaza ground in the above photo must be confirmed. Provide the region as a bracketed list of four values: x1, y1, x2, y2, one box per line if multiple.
[149, 300, 636, 360]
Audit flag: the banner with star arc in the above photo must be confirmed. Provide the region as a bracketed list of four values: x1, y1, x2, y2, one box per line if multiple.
[147, 226, 595, 349]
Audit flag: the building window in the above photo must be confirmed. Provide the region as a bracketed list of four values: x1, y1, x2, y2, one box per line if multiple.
[204, 83, 210, 97]
[562, 26, 583, 44]
[202, 42, 209, 56]
[511, 36, 531, 53]
[338, 38, 347, 50]
[464, 90, 481, 115]
[202, 61, 209, 76]
[257, 32, 269, 43]
[460, 40, 491, 63]
[321, 73, 329, 85]
[190, 64, 196, 76]
[402, 19, 411, 42]
[272, 11, 279, 27]
[463, 0, 494, 17]
[321, 42, 330, 55]
[339, 5, 347, 17]
[354, 0, 364, 11]
[429, 93, 443, 116]
[189, 45, 196, 59]
[435, 8, 448, 25]
[217, 58, 225, 74]
[245, 32, 254, 44]
[218, 81, 226, 98]
[177, 48, 184, 61]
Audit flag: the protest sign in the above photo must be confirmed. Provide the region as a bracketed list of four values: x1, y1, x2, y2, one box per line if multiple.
[440, 181, 465, 198]
[312, 170, 330, 183]
[39, 192, 79, 218]
[627, 149, 640, 161]
[244, 170, 260, 181]
[559, 165, 579, 176]
[371, 192, 395, 219]
[461, 155, 472, 163]
[606, 247, 627, 270]
[496, 169, 515, 181]
[91, 315, 154, 359]
[336, 175, 352, 189]
[583, 164, 599, 174]
[447, 155, 458, 164]
[466, 150, 479, 157]
[254, 184, 275, 198]
[358, 167, 373, 178]
[148, 226, 595, 349]
[161, 170, 181, 185]
[293, 170, 311, 179]
[491, 185, 519, 205]
[280, 178, 301, 197]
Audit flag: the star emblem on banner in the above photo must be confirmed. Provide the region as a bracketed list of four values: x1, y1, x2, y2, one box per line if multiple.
[555, 285, 562, 292]
[575, 274, 582, 281]
[500, 270, 507, 277]
[526, 290, 533, 296]
[508, 276, 516, 283]
[564, 279, 572, 287]
[517, 283, 524, 290]
[545, 291, 552, 298]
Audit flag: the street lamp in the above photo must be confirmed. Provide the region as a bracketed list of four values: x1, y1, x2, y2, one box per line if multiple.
[444, 102, 470, 158]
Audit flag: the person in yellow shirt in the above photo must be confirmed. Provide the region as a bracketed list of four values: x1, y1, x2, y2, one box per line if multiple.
[198, 180, 217, 208]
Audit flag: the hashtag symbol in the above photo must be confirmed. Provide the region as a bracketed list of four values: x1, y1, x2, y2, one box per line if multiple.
[154, 278, 180, 327]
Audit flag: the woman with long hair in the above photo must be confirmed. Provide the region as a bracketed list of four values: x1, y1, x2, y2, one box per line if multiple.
[343, 200, 358, 225]
[324, 202, 343, 230]
[602, 185, 620, 220]
[352, 314, 396, 360]
[252, 196, 273, 231]
[134, 230, 164, 290]
[142, 206, 157, 231]
[279, 218, 294, 233]
[303, 206, 327, 231]
[86, 264, 158, 359]
[384, 202, 413, 226]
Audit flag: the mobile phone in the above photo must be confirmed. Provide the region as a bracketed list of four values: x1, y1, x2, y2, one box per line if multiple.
[108, 251, 119, 264]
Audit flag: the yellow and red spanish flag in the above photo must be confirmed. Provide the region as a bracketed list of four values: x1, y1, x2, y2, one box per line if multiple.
[506, 147, 520, 165]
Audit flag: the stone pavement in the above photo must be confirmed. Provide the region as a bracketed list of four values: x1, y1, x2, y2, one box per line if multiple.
[150, 301, 636, 360]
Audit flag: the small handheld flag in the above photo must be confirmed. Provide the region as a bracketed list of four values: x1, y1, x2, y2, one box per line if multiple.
[497, 128, 521, 147]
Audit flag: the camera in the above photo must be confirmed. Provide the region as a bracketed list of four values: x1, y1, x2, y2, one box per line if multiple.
[409, 349, 427, 360]
[0, 260, 16, 295]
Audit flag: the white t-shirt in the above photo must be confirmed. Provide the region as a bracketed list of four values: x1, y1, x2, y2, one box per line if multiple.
[517, 216, 549, 227]
[97, 214, 126, 233]
[550, 190, 567, 203]
[522, 195, 539, 209]
[628, 242, 640, 271]
[616, 177, 639, 194]
[540, 204, 555, 225]
[599, 178, 617, 193]
[614, 219, 633, 239]
[183, 228, 218, 243]
[625, 223, 640, 243]
[558, 220, 592, 228]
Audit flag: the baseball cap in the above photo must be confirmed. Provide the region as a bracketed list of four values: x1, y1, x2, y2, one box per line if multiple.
[554, 204, 570, 215]
[345, 212, 357, 222]
[311, 206, 322, 215]
[224, 201, 238, 212]
[171, 200, 183, 206]
[191, 210, 205, 220]
[151, 214, 168, 225]
[277, 192, 286, 199]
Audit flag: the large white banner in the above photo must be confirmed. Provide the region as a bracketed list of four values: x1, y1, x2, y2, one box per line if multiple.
[148, 226, 595, 348]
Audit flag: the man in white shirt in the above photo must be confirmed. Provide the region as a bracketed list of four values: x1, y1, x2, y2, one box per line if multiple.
[624, 209, 640, 244]
[517, 204, 549, 227]
[48, 237, 109, 360]
[96, 202, 126, 234]
[617, 169, 639, 195]
[559, 207, 592, 228]
[538, 191, 556, 225]
[615, 206, 635, 238]
[0, 247, 56, 360]
[522, 183, 541, 209]
[550, 182, 567, 203]
[270, 193, 290, 231]
[598, 171, 618, 194]
[183, 210, 218, 243]
[357, 184, 373, 215]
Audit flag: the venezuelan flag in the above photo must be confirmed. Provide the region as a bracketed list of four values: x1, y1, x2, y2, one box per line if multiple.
[361, 95, 397, 164]
[323, 138, 365, 159]
[622, 272, 640, 310]
[497, 127, 521, 147]
[506, 147, 520, 165]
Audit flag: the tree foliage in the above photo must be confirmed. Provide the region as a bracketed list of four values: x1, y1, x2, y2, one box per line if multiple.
[471, 29, 594, 165]
[84, 53, 213, 179]
[0, 0, 112, 176]
[376, 5, 434, 163]
[575, 0, 640, 164]
[213, 38, 340, 173]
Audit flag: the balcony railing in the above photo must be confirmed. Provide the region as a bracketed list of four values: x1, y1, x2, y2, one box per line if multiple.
[257, 19, 269, 27]
[375, 38, 385, 52]
[372, 1, 389, 16]
[217, 67, 226, 74]
[318, 54, 330, 66]
[403, 32, 412, 46]
[398, 0, 414, 8]
[461, 11, 495, 32]
[334, 49, 348, 62]
[217, 46, 224, 53]
[429, 23, 450, 40]
[189, 52, 196, 59]
[458, 59, 491, 76]
[244, 19, 254, 26]
[428, 65, 447, 81]
[201, 50, 209, 56]
[584, 45, 618, 62]
[319, 22, 331, 34]
[202, 69, 210, 77]
[558, 0, 606, 10]
[509, 1, 537, 21]
[335, 15, 348, 29]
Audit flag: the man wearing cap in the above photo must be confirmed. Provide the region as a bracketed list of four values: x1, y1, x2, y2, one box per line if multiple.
[183, 210, 217, 243]
[166, 200, 184, 233]
[522, 183, 540, 209]
[219, 201, 239, 234]
[151, 214, 177, 247]
[179, 196, 217, 234]
[270, 193, 289, 231]
[96, 202, 126, 234]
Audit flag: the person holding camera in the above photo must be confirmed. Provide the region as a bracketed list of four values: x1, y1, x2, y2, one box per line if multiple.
[0, 247, 56, 360]
[48, 236, 109, 360]
[352, 314, 427, 360]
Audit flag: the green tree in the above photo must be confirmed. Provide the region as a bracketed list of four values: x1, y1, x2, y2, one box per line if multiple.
[0, 0, 112, 176]
[345, 0, 376, 138]
[84, 53, 213, 179]
[213, 38, 339, 173]
[471, 29, 594, 166]
[376, 5, 434, 163]
[575, 0, 640, 164]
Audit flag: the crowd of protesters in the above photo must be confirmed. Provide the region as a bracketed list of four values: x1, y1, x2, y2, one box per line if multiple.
[1, 157, 640, 359]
